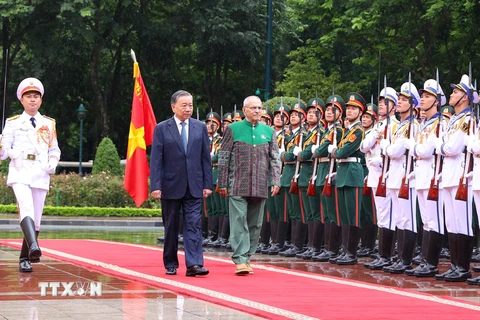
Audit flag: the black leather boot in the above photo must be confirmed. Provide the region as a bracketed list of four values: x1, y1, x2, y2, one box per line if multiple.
[20, 217, 41, 261]
[445, 234, 473, 282]
[406, 230, 430, 276]
[297, 221, 316, 259]
[435, 232, 458, 280]
[337, 226, 359, 265]
[466, 275, 480, 285]
[365, 227, 394, 270]
[309, 221, 324, 258]
[313, 222, 332, 262]
[357, 223, 368, 257]
[414, 231, 443, 277]
[269, 221, 287, 255]
[365, 224, 378, 256]
[330, 225, 349, 264]
[19, 237, 32, 272]
[389, 229, 416, 274]
[384, 229, 404, 273]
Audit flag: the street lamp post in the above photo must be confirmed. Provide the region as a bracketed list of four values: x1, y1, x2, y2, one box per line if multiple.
[76, 104, 87, 176]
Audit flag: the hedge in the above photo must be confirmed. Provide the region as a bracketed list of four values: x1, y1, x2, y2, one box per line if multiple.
[0, 204, 161, 217]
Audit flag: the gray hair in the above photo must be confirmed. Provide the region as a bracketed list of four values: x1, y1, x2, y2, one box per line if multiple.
[171, 90, 192, 105]
[243, 95, 261, 107]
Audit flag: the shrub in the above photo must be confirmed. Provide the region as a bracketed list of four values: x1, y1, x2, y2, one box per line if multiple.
[92, 137, 122, 176]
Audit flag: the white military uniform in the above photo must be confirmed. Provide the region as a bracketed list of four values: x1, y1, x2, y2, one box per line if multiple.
[1, 111, 61, 230]
[439, 107, 473, 236]
[385, 115, 419, 232]
[411, 113, 445, 234]
[361, 115, 398, 230]
[467, 124, 480, 224]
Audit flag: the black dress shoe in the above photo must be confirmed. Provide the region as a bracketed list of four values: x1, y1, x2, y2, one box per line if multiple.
[473, 265, 480, 272]
[186, 265, 209, 277]
[435, 265, 456, 280]
[19, 259, 32, 272]
[166, 267, 177, 275]
[466, 275, 480, 285]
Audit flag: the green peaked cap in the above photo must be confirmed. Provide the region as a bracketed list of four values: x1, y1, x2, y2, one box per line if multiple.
[346, 92, 367, 112]
[326, 95, 345, 114]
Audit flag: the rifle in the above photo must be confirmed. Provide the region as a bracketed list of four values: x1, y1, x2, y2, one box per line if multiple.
[220, 105, 223, 132]
[307, 91, 321, 196]
[427, 69, 443, 201]
[399, 72, 415, 200]
[209, 107, 214, 153]
[376, 75, 390, 197]
[322, 87, 337, 197]
[2, 48, 7, 134]
[233, 104, 237, 122]
[363, 94, 374, 197]
[456, 63, 475, 201]
[196, 107, 199, 120]
[289, 92, 303, 194]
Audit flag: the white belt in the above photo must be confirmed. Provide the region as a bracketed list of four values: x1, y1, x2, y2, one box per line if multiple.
[319, 157, 329, 162]
[336, 157, 361, 163]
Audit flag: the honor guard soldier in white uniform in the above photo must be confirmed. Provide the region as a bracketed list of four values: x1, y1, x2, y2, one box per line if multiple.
[434, 74, 476, 282]
[404, 79, 447, 277]
[363, 87, 399, 270]
[381, 81, 420, 274]
[0, 78, 61, 272]
[466, 114, 480, 285]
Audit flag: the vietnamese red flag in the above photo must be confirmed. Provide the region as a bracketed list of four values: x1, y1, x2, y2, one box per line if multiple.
[124, 62, 157, 207]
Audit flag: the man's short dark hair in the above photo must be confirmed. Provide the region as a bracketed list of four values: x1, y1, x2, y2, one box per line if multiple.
[171, 90, 192, 105]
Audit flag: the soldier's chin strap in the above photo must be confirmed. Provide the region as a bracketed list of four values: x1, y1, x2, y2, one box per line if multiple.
[451, 92, 467, 109]
[424, 99, 437, 113]
[378, 98, 394, 118]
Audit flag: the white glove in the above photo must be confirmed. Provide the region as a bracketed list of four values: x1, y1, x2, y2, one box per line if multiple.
[465, 171, 474, 180]
[464, 134, 475, 147]
[329, 172, 337, 181]
[407, 170, 415, 180]
[379, 139, 390, 153]
[435, 139, 443, 155]
[46, 158, 59, 174]
[467, 140, 475, 153]
[279, 147, 286, 154]
[436, 172, 442, 182]
[293, 146, 302, 156]
[210, 151, 215, 157]
[328, 145, 336, 154]
[311, 145, 318, 155]
[404, 138, 416, 150]
[367, 157, 383, 168]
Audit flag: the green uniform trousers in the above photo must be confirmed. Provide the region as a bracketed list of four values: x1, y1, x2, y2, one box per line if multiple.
[229, 196, 266, 264]
[337, 186, 363, 226]
[317, 186, 340, 225]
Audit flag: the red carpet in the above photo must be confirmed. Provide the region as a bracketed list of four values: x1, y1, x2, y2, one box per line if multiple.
[2, 239, 480, 319]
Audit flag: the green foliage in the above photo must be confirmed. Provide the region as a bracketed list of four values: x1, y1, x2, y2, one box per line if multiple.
[92, 137, 122, 176]
[0, 204, 160, 217]
[0, 172, 159, 209]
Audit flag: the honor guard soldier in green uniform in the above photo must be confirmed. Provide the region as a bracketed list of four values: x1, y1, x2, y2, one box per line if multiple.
[203, 112, 222, 246]
[266, 104, 291, 254]
[258, 108, 275, 252]
[328, 92, 366, 265]
[311, 95, 345, 261]
[295, 98, 326, 259]
[280, 101, 308, 257]
[358, 102, 379, 258]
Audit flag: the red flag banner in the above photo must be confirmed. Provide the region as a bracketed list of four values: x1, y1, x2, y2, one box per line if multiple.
[123, 62, 157, 207]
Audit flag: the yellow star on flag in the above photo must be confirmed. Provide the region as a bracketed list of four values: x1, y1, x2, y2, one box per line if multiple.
[127, 122, 146, 159]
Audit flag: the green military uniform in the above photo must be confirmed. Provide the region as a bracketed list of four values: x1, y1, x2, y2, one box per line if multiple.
[203, 112, 222, 246]
[312, 95, 345, 262]
[296, 98, 326, 259]
[279, 101, 308, 257]
[358, 102, 379, 257]
[331, 92, 366, 265]
[267, 104, 291, 254]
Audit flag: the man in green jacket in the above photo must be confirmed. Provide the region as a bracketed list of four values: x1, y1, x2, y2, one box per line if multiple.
[217, 96, 281, 275]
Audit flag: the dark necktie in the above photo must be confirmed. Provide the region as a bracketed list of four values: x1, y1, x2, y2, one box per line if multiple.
[30, 117, 36, 128]
[180, 122, 187, 152]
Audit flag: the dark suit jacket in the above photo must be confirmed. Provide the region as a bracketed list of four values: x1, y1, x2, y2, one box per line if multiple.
[150, 116, 213, 199]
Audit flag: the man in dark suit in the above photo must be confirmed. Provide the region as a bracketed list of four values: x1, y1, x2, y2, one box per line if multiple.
[150, 90, 213, 276]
